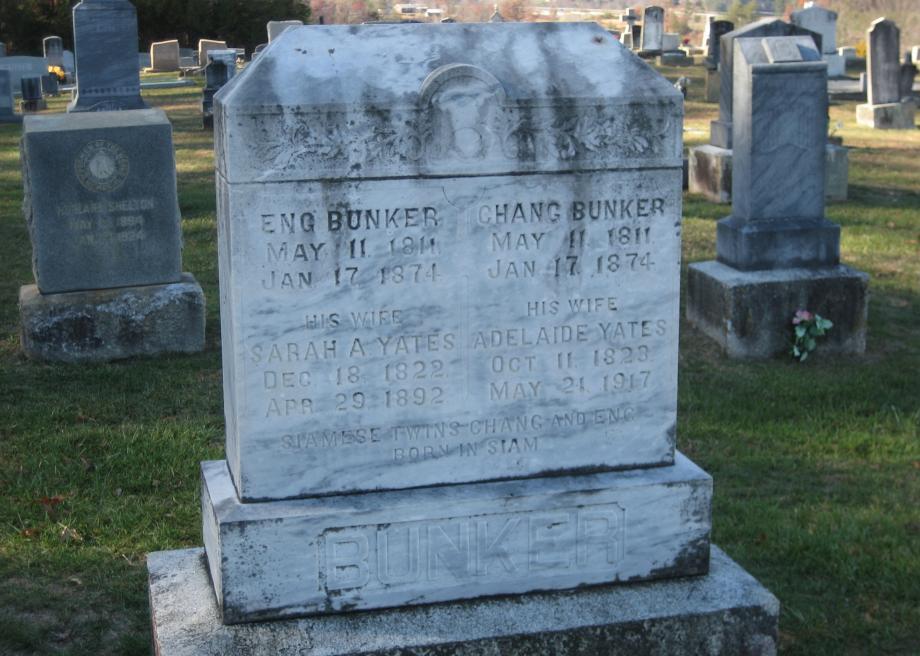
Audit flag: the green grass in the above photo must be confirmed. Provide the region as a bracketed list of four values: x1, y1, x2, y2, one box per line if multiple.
[0, 69, 918, 655]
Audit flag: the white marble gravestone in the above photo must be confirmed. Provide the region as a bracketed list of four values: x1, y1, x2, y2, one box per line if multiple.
[857, 18, 915, 129]
[193, 22, 726, 626]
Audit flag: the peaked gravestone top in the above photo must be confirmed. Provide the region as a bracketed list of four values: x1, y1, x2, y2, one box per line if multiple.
[866, 18, 901, 105]
[713, 18, 822, 149]
[791, 5, 837, 54]
[68, 0, 146, 112]
[216, 22, 683, 501]
[267, 20, 303, 42]
[215, 23, 682, 500]
[43, 36, 64, 68]
[22, 109, 183, 293]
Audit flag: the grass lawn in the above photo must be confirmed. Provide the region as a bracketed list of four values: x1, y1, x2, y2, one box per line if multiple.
[0, 67, 918, 655]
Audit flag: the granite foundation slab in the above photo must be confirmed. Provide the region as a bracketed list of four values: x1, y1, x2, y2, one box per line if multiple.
[19, 273, 205, 362]
[686, 260, 868, 359]
[149, 544, 777, 655]
[855, 101, 916, 129]
[688, 144, 732, 203]
[715, 215, 840, 271]
[202, 453, 711, 624]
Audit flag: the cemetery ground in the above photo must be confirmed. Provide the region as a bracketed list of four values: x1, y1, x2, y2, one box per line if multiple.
[0, 69, 917, 656]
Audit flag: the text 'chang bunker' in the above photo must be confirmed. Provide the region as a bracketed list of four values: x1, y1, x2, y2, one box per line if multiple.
[215, 22, 684, 501]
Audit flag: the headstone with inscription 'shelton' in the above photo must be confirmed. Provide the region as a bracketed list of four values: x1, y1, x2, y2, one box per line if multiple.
[144, 22, 779, 655]
[687, 36, 869, 359]
[18, 109, 205, 362]
[856, 18, 916, 129]
[68, 0, 147, 112]
[689, 18, 822, 204]
[201, 49, 237, 129]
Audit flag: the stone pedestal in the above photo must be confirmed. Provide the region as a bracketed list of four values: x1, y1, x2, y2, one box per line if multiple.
[19, 273, 206, 362]
[148, 545, 779, 656]
[686, 262, 868, 359]
[825, 143, 848, 201]
[855, 100, 916, 129]
[688, 144, 732, 203]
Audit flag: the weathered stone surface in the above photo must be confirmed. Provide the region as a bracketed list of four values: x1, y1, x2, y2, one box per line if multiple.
[704, 67, 721, 102]
[686, 261, 868, 359]
[824, 53, 845, 77]
[0, 56, 49, 94]
[900, 57, 917, 98]
[267, 20, 303, 42]
[215, 22, 684, 501]
[202, 49, 237, 128]
[198, 39, 227, 67]
[791, 5, 837, 53]
[202, 454, 711, 623]
[20, 273, 205, 362]
[41, 73, 60, 96]
[19, 77, 46, 112]
[866, 18, 900, 105]
[689, 144, 732, 203]
[715, 18, 821, 149]
[705, 20, 734, 70]
[43, 36, 64, 68]
[721, 36, 837, 271]
[661, 33, 680, 52]
[149, 544, 777, 655]
[825, 143, 848, 202]
[150, 40, 180, 72]
[855, 100, 916, 129]
[640, 6, 664, 53]
[0, 70, 21, 123]
[21, 109, 182, 293]
[68, 0, 146, 112]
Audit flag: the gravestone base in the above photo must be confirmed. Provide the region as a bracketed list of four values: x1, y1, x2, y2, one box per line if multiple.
[19, 273, 206, 362]
[855, 100, 916, 129]
[825, 143, 848, 201]
[202, 454, 712, 623]
[716, 216, 840, 271]
[657, 52, 694, 66]
[20, 99, 47, 112]
[704, 68, 720, 102]
[688, 144, 732, 203]
[686, 261, 869, 359]
[148, 545, 779, 656]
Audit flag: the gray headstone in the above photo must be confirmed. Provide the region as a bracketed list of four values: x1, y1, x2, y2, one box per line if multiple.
[714, 18, 822, 149]
[20, 109, 182, 293]
[68, 0, 146, 112]
[0, 70, 21, 123]
[640, 6, 664, 53]
[791, 5, 837, 54]
[21, 76, 43, 101]
[201, 49, 238, 128]
[717, 36, 839, 271]
[631, 24, 642, 50]
[63, 49, 75, 74]
[661, 33, 680, 52]
[41, 73, 60, 96]
[705, 20, 734, 70]
[866, 18, 901, 105]
[198, 39, 227, 67]
[43, 36, 64, 68]
[900, 54, 917, 98]
[267, 20, 303, 42]
[0, 56, 49, 94]
[214, 22, 684, 502]
[150, 39, 180, 72]
[0, 43, 6, 57]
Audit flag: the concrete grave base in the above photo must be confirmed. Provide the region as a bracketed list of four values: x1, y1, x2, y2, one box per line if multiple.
[148, 544, 779, 656]
[688, 144, 732, 203]
[201, 454, 712, 623]
[704, 67, 720, 102]
[686, 261, 869, 359]
[855, 100, 916, 129]
[825, 143, 849, 202]
[716, 215, 840, 271]
[19, 273, 206, 362]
